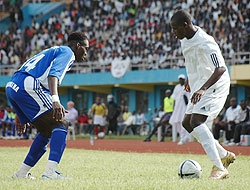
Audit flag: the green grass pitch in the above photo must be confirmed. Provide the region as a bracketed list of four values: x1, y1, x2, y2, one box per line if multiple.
[0, 147, 250, 190]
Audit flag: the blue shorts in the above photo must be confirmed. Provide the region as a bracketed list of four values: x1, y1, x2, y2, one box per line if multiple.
[6, 72, 53, 124]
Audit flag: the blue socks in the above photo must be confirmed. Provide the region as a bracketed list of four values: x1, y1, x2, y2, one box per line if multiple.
[23, 126, 67, 168]
[48, 127, 67, 163]
[24, 133, 49, 167]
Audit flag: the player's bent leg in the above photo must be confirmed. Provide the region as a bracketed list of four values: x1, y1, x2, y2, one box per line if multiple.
[13, 133, 49, 179]
[182, 114, 193, 133]
[190, 114, 228, 179]
[144, 126, 158, 142]
[42, 126, 70, 180]
[30, 111, 70, 179]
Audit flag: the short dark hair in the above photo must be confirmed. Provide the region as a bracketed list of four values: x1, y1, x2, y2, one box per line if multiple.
[68, 32, 88, 43]
[171, 10, 192, 26]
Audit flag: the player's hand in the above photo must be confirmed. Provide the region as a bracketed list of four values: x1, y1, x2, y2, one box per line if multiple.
[15, 115, 30, 135]
[52, 102, 68, 121]
[191, 89, 206, 104]
[184, 81, 191, 92]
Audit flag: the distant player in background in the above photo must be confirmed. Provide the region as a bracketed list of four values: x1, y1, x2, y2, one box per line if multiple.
[90, 97, 107, 138]
[144, 89, 174, 142]
[171, 10, 235, 179]
[6, 32, 89, 179]
[169, 74, 191, 145]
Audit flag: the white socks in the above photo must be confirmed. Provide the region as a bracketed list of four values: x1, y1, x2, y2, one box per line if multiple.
[191, 123, 225, 170]
[172, 123, 178, 142]
[16, 163, 32, 177]
[214, 140, 227, 158]
[44, 160, 58, 175]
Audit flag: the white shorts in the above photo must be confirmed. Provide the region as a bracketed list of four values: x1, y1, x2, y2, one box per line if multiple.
[185, 95, 227, 119]
[93, 115, 106, 126]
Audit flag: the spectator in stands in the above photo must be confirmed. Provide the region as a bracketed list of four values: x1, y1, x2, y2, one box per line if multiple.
[6, 107, 16, 138]
[90, 97, 107, 138]
[144, 89, 174, 142]
[122, 106, 131, 121]
[0, 106, 16, 138]
[117, 107, 124, 136]
[65, 101, 78, 135]
[0, 105, 7, 137]
[106, 94, 120, 135]
[1, 0, 250, 75]
[229, 100, 250, 146]
[77, 111, 89, 135]
[213, 97, 241, 145]
[136, 109, 147, 135]
[151, 107, 159, 128]
[158, 106, 165, 119]
[121, 110, 137, 136]
[169, 74, 191, 145]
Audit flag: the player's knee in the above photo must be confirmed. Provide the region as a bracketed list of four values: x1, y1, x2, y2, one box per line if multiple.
[182, 117, 190, 129]
[190, 117, 202, 128]
[190, 114, 207, 128]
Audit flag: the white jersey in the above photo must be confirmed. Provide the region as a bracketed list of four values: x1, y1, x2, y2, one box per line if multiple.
[180, 26, 230, 97]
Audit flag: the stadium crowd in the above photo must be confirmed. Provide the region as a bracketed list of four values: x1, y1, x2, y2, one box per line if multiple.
[1, 0, 250, 72]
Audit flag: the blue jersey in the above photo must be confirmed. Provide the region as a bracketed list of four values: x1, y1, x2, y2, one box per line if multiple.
[18, 46, 75, 89]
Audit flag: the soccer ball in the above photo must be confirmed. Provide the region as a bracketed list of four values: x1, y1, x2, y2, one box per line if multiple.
[98, 132, 105, 139]
[178, 160, 202, 179]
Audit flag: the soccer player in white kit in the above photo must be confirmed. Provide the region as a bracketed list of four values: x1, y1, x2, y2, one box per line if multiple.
[170, 10, 236, 179]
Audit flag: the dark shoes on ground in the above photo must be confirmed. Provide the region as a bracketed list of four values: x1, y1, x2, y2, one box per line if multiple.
[144, 138, 151, 142]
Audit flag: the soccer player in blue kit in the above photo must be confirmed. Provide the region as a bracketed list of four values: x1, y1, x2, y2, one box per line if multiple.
[6, 32, 89, 179]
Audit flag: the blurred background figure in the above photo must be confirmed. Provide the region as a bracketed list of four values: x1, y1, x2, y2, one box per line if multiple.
[144, 89, 174, 142]
[136, 109, 147, 135]
[229, 100, 250, 146]
[65, 101, 78, 140]
[106, 94, 120, 135]
[121, 111, 137, 136]
[117, 107, 124, 136]
[123, 106, 131, 122]
[77, 111, 89, 135]
[90, 97, 107, 138]
[169, 74, 191, 145]
[213, 97, 240, 145]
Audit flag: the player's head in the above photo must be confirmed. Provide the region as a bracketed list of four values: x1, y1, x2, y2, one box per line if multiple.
[68, 32, 89, 62]
[170, 10, 192, 39]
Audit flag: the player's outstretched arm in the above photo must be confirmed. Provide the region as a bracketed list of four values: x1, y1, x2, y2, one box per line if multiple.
[191, 66, 226, 104]
[48, 76, 68, 121]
